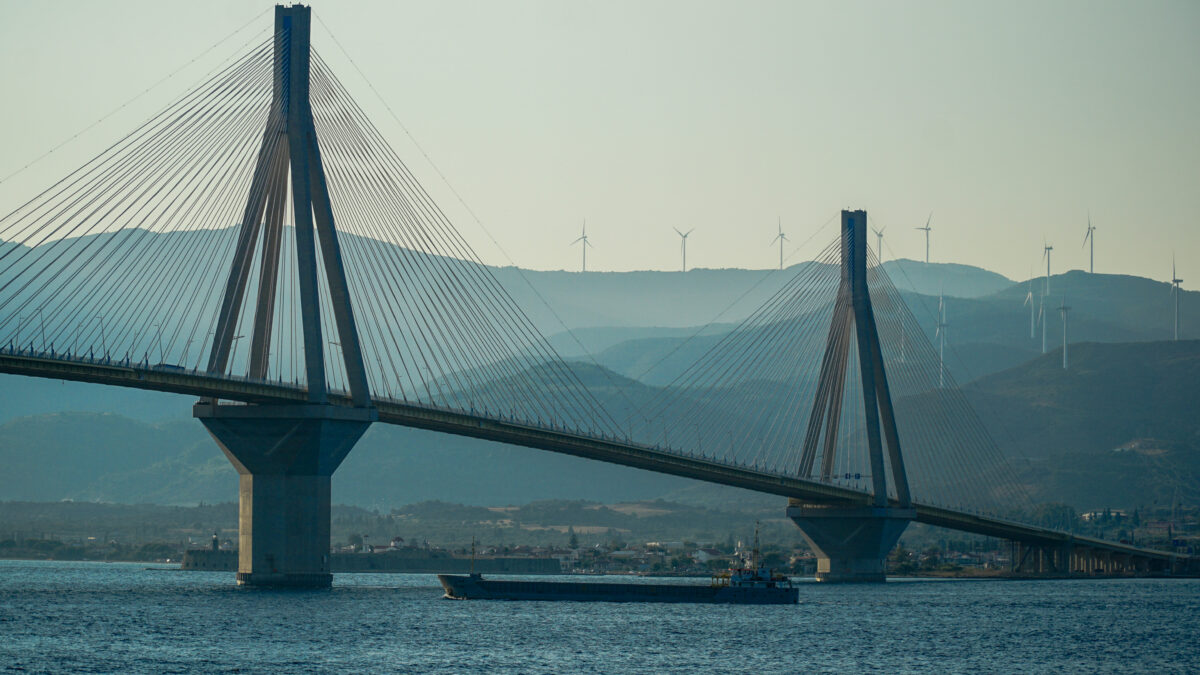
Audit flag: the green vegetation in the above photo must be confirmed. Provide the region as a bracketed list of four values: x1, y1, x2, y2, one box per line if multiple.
[0, 538, 178, 562]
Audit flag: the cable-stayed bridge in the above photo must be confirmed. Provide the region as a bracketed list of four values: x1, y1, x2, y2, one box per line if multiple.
[0, 6, 1192, 586]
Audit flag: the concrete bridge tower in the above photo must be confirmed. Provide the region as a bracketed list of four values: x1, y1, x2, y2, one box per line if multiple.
[788, 210, 915, 582]
[193, 4, 376, 588]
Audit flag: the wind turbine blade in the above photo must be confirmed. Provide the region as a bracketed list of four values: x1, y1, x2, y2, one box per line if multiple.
[686, 228, 695, 236]
[674, 227, 683, 237]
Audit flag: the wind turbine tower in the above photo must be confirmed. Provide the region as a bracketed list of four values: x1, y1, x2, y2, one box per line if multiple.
[674, 227, 694, 272]
[571, 220, 593, 272]
[936, 292, 948, 388]
[1083, 215, 1096, 274]
[1059, 298, 1071, 369]
[1043, 242, 1054, 295]
[1172, 256, 1184, 340]
[1039, 298, 1047, 354]
[1023, 275, 1036, 339]
[770, 217, 789, 270]
[915, 213, 932, 264]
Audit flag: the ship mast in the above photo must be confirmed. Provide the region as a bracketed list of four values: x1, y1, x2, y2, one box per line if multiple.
[752, 521, 761, 570]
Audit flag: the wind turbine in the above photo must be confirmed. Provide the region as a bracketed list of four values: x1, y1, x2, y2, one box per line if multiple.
[1042, 240, 1054, 296]
[872, 224, 886, 262]
[1171, 256, 1184, 340]
[915, 213, 932, 264]
[935, 291, 948, 388]
[674, 227, 694, 272]
[1038, 299, 1047, 354]
[770, 217, 788, 270]
[1058, 297, 1071, 369]
[1022, 273, 1036, 339]
[1083, 214, 1096, 274]
[571, 219, 593, 272]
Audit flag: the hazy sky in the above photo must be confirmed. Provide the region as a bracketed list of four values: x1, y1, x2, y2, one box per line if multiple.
[0, 0, 1196, 282]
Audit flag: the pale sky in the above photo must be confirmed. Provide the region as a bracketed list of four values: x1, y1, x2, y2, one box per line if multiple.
[0, 0, 1196, 282]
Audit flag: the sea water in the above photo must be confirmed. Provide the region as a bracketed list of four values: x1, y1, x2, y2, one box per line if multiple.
[0, 561, 1196, 673]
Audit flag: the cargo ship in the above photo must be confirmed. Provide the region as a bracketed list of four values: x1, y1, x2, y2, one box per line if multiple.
[438, 530, 798, 604]
[437, 566, 798, 604]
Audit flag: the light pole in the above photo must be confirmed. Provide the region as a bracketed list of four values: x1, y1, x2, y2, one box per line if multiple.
[181, 337, 195, 366]
[152, 323, 164, 363]
[96, 316, 106, 359]
[229, 334, 245, 362]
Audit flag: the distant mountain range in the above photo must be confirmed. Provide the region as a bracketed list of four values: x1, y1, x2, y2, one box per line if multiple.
[2, 228, 1197, 513]
[500, 257, 1012, 340]
[572, 269, 1194, 386]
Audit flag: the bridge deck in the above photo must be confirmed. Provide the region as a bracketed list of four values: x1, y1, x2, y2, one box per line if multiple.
[0, 350, 1188, 568]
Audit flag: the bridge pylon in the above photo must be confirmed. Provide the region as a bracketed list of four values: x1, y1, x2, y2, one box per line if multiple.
[193, 4, 375, 588]
[787, 209, 914, 582]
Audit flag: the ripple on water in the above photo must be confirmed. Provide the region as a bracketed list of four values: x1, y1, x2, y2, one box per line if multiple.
[0, 562, 1197, 674]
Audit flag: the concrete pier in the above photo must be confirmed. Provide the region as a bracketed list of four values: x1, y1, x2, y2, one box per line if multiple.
[195, 402, 374, 588]
[787, 503, 914, 582]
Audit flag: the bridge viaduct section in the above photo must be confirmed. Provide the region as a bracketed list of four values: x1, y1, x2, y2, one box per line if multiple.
[194, 5, 375, 588]
[0, 347, 1194, 578]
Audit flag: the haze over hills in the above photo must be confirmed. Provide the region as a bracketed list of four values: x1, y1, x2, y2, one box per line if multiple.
[580, 269, 1196, 386]
[3, 339, 1198, 513]
[2, 230, 1197, 513]
[0, 228, 1010, 375]
[502, 257, 1012, 342]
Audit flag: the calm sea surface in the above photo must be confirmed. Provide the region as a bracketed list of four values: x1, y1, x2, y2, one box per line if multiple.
[0, 561, 1196, 673]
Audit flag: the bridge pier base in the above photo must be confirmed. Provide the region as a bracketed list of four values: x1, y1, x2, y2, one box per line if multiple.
[194, 402, 375, 588]
[787, 503, 915, 582]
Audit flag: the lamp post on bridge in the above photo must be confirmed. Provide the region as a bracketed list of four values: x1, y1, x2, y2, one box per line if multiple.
[152, 323, 164, 364]
[96, 316, 106, 360]
[181, 337, 196, 368]
[34, 307, 46, 353]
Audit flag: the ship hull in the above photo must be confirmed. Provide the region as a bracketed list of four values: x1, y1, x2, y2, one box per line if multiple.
[437, 574, 798, 605]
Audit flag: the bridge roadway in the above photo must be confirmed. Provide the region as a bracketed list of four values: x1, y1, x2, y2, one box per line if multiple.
[1, 348, 1192, 572]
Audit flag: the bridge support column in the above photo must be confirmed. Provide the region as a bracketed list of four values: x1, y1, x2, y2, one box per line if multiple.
[787, 503, 914, 582]
[194, 402, 375, 588]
